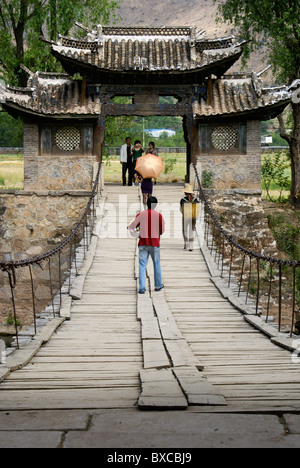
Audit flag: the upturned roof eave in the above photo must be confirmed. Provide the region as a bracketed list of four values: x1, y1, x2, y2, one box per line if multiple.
[51, 48, 243, 79]
[0, 101, 99, 121]
[193, 98, 291, 121]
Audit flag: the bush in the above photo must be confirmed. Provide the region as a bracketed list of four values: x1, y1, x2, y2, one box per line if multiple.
[202, 170, 214, 188]
[0, 112, 23, 147]
[267, 212, 300, 307]
[163, 157, 176, 174]
[261, 151, 291, 202]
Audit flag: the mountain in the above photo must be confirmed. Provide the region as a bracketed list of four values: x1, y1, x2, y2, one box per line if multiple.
[115, 0, 266, 76]
[116, 0, 224, 35]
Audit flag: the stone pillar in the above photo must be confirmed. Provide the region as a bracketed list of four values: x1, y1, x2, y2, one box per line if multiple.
[183, 117, 199, 182]
[23, 123, 39, 190]
[94, 121, 105, 163]
[190, 124, 199, 165]
[246, 120, 261, 190]
[188, 124, 200, 183]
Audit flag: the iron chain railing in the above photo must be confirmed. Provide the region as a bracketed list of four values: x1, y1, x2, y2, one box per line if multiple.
[0, 163, 102, 348]
[193, 163, 300, 337]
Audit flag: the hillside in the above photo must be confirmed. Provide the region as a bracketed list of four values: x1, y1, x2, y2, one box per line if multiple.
[115, 0, 266, 75]
[114, 0, 286, 139]
[116, 0, 223, 35]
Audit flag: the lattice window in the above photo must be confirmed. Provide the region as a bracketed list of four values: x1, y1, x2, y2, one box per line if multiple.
[211, 125, 237, 151]
[55, 126, 81, 152]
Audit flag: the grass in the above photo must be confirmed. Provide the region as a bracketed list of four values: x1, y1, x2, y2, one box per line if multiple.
[0, 155, 24, 189]
[0, 153, 187, 188]
[103, 153, 187, 183]
[0, 150, 292, 195]
[261, 151, 291, 202]
[0, 154, 23, 161]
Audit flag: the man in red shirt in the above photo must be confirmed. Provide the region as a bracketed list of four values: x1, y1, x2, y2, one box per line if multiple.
[128, 196, 165, 294]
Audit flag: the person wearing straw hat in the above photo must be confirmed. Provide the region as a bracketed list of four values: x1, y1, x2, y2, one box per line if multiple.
[180, 183, 199, 251]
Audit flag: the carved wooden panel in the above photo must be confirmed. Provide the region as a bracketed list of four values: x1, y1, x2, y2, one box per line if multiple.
[39, 123, 94, 155]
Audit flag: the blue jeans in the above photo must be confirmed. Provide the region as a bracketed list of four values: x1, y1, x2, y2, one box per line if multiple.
[139, 246, 162, 292]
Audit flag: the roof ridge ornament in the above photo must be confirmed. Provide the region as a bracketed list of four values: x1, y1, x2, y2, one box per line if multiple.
[74, 21, 91, 33]
[257, 65, 272, 77]
[251, 70, 263, 97]
[196, 29, 206, 40]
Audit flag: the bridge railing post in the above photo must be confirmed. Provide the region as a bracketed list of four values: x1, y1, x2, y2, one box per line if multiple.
[192, 162, 300, 337]
[0, 162, 103, 347]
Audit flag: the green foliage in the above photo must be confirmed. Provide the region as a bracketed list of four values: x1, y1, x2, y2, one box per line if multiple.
[276, 224, 300, 259]
[267, 212, 300, 259]
[163, 157, 176, 174]
[0, 112, 23, 147]
[104, 116, 137, 148]
[261, 151, 291, 202]
[7, 313, 21, 327]
[267, 210, 300, 305]
[152, 130, 185, 147]
[104, 114, 185, 149]
[202, 169, 214, 188]
[271, 131, 289, 147]
[0, 0, 121, 86]
[214, 0, 300, 83]
[261, 118, 290, 147]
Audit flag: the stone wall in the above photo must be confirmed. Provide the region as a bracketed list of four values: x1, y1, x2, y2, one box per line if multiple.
[31, 156, 95, 191]
[204, 188, 276, 254]
[198, 120, 261, 190]
[23, 123, 96, 191]
[0, 190, 91, 327]
[0, 190, 91, 254]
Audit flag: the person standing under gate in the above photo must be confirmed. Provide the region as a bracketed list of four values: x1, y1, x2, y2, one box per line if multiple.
[146, 141, 158, 156]
[120, 137, 134, 186]
[147, 141, 159, 185]
[128, 196, 165, 294]
[132, 140, 144, 185]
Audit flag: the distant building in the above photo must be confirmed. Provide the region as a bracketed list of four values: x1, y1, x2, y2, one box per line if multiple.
[261, 135, 273, 145]
[146, 129, 176, 138]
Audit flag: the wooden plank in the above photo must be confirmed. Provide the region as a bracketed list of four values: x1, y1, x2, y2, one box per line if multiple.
[152, 297, 183, 340]
[164, 339, 204, 370]
[141, 318, 161, 340]
[137, 295, 154, 320]
[0, 388, 140, 410]
[172, 366, 227, 406]
[142, 340, 170, 369]
[138, 369, 187, 410]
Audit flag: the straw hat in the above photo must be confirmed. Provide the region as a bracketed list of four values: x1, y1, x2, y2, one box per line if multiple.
[183, 183, 194, 194]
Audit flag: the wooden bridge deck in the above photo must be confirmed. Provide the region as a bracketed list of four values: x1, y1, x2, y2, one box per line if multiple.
[0, 184, 299, 412]
[158, 186, 300, 412]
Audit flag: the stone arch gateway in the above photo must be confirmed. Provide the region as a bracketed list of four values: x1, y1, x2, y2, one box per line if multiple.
[0, 25, 291, 191]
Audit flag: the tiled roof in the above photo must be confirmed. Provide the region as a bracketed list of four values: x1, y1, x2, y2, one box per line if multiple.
[0, 69, 290, 119]
[0, 71, 101, 117]
[193, 73, 291, 118]
[49, 26, 244, 73]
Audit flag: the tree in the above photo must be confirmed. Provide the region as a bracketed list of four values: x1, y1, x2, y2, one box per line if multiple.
[0, 0, 120, 87]
[214, 0, 300, 208]
[0, 112, 23, 146]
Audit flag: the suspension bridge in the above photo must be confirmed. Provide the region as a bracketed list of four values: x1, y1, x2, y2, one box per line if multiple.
[0, 166, 300, 447]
